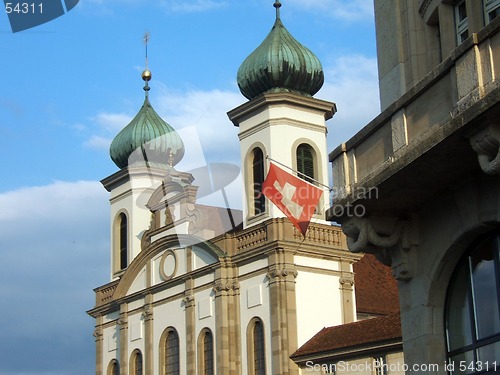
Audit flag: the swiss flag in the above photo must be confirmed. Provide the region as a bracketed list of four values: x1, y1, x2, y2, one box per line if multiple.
[262, 162, 323, 236]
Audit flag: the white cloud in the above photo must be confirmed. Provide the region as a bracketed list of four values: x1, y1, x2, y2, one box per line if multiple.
[154, 86, 242, 163]
[319, 54, 380, 150]
[92, 112, 132, 133]
[0, 181, 109, 374]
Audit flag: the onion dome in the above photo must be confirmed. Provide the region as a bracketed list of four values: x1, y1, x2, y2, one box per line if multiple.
[110, 70, 185, 169]
[237, 1, 324, 100]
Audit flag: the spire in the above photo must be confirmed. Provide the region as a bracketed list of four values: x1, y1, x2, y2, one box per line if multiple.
[109, 34, 185, 170]
[274, 0, 281, 19]
[237, 1, 324, 100]
[142, 32, 152, 97]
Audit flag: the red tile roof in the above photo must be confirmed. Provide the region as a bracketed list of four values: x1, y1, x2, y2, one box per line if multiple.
[354, 254, 400, 315]
[291, 313, 402, 359]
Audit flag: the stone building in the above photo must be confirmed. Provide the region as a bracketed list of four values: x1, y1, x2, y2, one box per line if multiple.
[329, 1, 500, 374]
[87, 2, 371, 374]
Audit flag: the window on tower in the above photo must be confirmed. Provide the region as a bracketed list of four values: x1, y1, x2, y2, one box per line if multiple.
[252, 148, 266, 216]
[296, 143, 315, 184]
[119, 212, 128, 270]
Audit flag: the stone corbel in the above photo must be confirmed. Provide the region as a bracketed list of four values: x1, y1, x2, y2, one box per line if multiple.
[470, 123, 500, 175]
[342, 216, 417, 281]
[339, 277, 355, 288]
[182, 292, 195, 308]
[266, 266, 298, 281]
[142, 304, 153, 320]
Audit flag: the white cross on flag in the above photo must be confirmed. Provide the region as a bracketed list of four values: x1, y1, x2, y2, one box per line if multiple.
[262, 162, 323, 236]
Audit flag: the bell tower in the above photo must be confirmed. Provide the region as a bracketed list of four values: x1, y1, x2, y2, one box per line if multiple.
[103, 66, 185, 280]
[228, 0, 336, 229]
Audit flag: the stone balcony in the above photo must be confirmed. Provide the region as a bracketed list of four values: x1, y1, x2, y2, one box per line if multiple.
[327, 17, 500, 222]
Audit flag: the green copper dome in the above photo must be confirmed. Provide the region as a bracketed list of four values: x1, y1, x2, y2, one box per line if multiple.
[237, 1, 324, 100]
[110, 71, 184, 169]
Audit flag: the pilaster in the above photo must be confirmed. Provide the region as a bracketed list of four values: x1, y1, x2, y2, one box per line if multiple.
[266, 247, 299, 375]
[118, 304, 129, 375]
[142, 295, 154, 375]
[183, 281, 196, 374]
[94, 315, 104, 375]
[213, 260, 241, 375]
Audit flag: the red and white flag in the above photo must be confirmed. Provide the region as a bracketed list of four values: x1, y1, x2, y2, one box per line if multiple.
[262, 162, 323, 236]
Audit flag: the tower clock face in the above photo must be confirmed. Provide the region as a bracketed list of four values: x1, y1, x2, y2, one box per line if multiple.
[159, 249, 177, 281]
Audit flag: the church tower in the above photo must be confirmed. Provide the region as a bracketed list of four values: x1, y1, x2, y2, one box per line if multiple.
[228, 0, 336, 229]
[103, 68, 185, 279]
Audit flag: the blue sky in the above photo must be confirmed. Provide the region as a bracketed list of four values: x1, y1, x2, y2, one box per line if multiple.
[0, 1, 380, 374]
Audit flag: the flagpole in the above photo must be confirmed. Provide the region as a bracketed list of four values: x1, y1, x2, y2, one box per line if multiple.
[266, 156, 332, 191]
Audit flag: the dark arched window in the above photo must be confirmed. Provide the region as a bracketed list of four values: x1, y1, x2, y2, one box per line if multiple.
[252, 148, 265, 215]
[445, 232, 500, 374]
[119, 213, 128, 270]
[296, 144, 315, 184]
[203, 330, 214, 375]
[131, 350, 143, 375]
[165, 329, 180, 375]
[108, 360, 119, 375]
[253, 320, 266, 375]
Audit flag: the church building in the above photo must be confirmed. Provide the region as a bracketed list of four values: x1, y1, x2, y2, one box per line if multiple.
[87, 2, 395, 374]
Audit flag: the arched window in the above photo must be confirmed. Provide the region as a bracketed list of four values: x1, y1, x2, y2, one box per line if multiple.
[247, 318, 266, 375]
[107, 360, 119, 375]
[198, 329, 214, 375]
[445, 232, 500, 373]
[163, 328, 179, 375]
[118, 212, 128, 270]
[130, 350, 143, 375]
[296, 143, 315, 184]
[252, 148, 265, 216]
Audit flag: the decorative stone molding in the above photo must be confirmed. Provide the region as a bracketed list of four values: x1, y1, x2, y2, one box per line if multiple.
[212, 279, 240, 297]
[93, 327, 103, 341]
[118, 316, 128, 330]
[339, 277, 355, 287]
[266, 267, 298, 280]
[342, 217, 416, 281]
[142, 304, 153, 320]
[182, 292, 195, 308]
[470, 123, 500, 175]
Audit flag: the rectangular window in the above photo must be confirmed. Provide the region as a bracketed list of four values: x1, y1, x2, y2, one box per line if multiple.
[374, 356, 388, 375]
[484, 0, 500, 23]
[455, 0, 469, 44]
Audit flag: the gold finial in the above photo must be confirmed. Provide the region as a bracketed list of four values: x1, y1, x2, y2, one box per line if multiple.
[274, 0, 282, 19]
[142, 32, 152, 94]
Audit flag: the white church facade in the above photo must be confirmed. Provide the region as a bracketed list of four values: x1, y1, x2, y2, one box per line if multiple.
[88, 2, 375, 374]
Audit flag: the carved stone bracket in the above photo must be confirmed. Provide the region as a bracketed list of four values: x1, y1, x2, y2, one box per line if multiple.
[118, 316, 128, 330]
[266, 266, 298, 281]
[212, 280, 239, 296]
[182, 292, 195, 308]
[142, 304, 154, 320]
[339, 277, 355, 287]
[342, 216, 417, 281]
[93, 327, 103, 341]
[470, 123, 500, 175]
